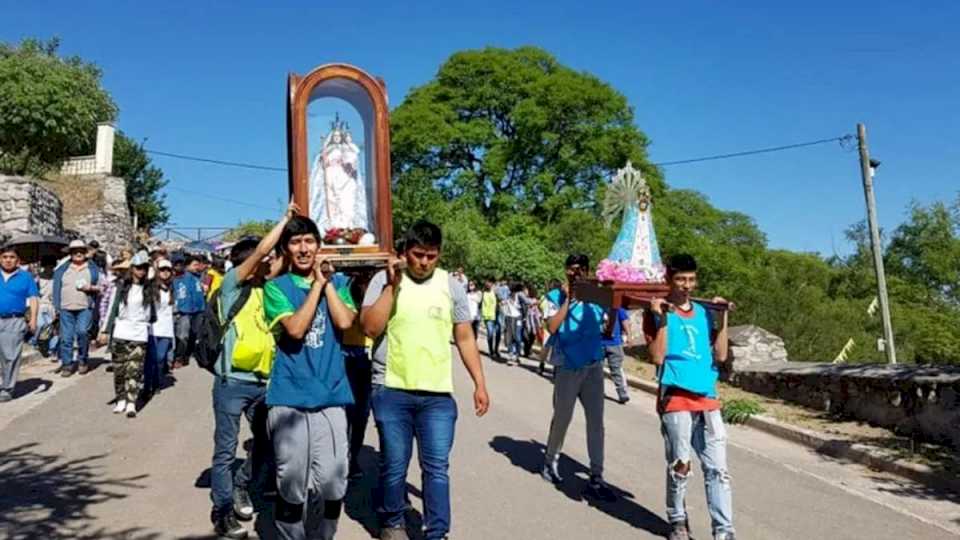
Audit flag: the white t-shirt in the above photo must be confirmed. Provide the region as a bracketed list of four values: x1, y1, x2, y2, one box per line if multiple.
[111, 285, 151, 343]
[467, 291, 482, 320]
[152, 288, 175, 338]
[502, 293, 522, 318]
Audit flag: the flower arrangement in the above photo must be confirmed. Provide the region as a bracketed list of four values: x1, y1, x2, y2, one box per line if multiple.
[595, 259, 666, 284]
[323, 227, 366, 245]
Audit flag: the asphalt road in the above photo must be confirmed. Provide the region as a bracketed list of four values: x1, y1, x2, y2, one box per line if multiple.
[1, 344, 958, 540]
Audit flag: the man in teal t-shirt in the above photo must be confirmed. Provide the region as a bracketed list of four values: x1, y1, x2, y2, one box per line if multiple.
[540, 253, 616, 502]
[262, 216, 356, 540]
[208, 202, 296, 540]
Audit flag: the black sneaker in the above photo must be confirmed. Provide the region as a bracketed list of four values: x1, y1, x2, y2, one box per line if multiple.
[214, 509, 248, 539]
[584, 475, 616, 502]
[60, 365, 76, 378]
[540, 460, 562, 484]
[232, 488, 254, 521]
[618, 395, 630, 405]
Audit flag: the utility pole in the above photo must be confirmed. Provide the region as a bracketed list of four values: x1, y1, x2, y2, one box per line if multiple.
[857, 123, 897, 364]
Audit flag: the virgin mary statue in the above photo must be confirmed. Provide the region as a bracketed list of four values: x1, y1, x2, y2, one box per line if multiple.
[309, 117, 369, 233]
[596, 162, 666, 283]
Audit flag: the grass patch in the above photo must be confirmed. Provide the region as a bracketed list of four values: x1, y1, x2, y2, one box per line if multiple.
[722, 398, 764, 424]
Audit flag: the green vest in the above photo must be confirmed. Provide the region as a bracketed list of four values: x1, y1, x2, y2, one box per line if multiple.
[481, 290, 498, 320]
[386, 268, 454, 393]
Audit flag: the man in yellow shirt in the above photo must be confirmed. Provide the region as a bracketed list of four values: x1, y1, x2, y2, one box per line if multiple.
[361, 220, 490, 540]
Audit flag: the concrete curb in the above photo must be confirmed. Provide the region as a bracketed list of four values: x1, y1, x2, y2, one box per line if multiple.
[621, 372, 960, 495]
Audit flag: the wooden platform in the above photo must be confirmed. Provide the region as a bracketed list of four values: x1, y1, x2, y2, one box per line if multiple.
[573, 279, 670, 310]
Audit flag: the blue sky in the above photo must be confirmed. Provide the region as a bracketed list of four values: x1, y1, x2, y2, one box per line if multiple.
[6, 1, 958, 255]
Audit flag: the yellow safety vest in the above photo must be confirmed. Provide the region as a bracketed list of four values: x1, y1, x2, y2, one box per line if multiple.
[386, 269, 454, 392]
[481, 291, 498, 320]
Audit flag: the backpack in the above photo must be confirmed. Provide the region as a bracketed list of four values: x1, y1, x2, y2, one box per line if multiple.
[196, 286, 252, 376]
[228, 288, 276, 378]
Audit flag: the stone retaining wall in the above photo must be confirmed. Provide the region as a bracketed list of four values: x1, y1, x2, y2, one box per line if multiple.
[735, 362, 960, 449]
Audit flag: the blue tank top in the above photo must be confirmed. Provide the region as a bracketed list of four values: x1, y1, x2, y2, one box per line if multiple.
[265, 273, 354, 409]
[658, 303, 718, 398]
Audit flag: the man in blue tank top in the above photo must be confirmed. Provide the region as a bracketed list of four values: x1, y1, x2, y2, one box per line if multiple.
[643, 254, 735, 540]
[262, 216, 357, 540]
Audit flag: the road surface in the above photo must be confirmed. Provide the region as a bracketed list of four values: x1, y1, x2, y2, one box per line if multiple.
[1, 345, 958, 540]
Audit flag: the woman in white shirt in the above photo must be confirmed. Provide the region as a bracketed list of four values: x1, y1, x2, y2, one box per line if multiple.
[145, 259, 175, 395]
[99, 252, 155, 418]
[466, 281, 483, 340]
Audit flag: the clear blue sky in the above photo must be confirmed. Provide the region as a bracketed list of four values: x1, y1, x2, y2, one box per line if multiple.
[6, 1, 958, 255]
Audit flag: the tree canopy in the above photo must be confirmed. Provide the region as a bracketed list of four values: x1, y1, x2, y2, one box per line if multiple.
[113, 132, 170, 230]
[0, 37, 117, 176]
[389, 46, 960, 364]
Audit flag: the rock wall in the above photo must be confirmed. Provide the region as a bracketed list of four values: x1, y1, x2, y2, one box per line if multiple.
[0, 175, 63, 237]
[46, 174, 133, 249]
[736, 362, 960, 449]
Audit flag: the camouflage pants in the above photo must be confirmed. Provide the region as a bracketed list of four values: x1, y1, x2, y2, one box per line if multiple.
[112, 339, 146, 403]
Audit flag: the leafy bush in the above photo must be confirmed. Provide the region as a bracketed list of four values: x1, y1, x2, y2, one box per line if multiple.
[722, 398, 765, 425]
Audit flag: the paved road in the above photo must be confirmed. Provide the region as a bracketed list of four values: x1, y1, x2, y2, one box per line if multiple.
[1, 345, 959, 540]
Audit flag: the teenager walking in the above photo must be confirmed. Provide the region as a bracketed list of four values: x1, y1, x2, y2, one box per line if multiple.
[644, 254, 735, 540]
[361, 220, 490, 540]
[99, 252, 154, 418]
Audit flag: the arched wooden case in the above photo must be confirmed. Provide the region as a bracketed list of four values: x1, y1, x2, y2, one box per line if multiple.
[287, 63, 393, 267]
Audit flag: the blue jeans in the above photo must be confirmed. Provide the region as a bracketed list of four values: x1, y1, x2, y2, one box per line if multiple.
[483, 319, 500, 357]
[211, 378, 269, 513]
[145, 336, 173, 393]
[59, 308, 92, 366]
[661, 409, 734, 536]
[372, 386, 458, 540]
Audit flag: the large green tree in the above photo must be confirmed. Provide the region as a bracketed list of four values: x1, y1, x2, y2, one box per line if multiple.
[0, 37, 117, 175]
[113, 132, 170, 230]
[391, 46, 661, 224]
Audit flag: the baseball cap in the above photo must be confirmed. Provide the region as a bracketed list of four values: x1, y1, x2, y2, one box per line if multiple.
[130, 251, 150, 267]
[157, 259, 173, 270]
[67, 239, 87, 251]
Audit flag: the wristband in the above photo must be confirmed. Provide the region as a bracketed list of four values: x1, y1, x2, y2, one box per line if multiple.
[652, 312, 666, 330]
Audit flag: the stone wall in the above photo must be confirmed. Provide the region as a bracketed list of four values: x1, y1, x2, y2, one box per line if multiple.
[0, 175, 63, 237]
[46, 174, 133, 249]
[736, 362, 960, 449]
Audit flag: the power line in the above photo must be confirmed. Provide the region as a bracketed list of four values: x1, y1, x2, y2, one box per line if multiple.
[653, 135, 855, 167]
[165, 185, 281, 212]
[146, 133, 856, 174]
[146, 149, 286, 172]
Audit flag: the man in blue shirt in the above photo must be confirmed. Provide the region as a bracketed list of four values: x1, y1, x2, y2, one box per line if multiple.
[173, 254, 206, 368]
[262, 216, 356, 540]
[602, 307, 631, 404]
[0, 244, 39, 402]
[540, 253, 615, 501]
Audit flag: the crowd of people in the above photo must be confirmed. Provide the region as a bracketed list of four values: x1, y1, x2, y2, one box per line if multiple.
[0, 206, 736, 540]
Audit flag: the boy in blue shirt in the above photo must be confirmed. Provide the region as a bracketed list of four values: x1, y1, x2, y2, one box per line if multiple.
[602, 306, 631, 404]
[540, 253, 615, 502]
[262, 216, 356, 540]
[173, 254, 206, 368]
[644, 254, 734, 540]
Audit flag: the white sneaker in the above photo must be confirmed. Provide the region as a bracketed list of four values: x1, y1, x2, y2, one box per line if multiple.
[125, 402, 137, 418]
[113, 400, 127, 414]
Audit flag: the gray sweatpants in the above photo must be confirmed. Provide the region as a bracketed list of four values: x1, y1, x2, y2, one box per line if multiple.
[604, 345, 629, 400]
[0, 318, 27, 394]
[545, 362, 605, 477]
[268, 405, 349, 540]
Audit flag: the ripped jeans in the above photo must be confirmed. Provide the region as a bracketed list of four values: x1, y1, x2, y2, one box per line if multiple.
[661, 409, 734, 536]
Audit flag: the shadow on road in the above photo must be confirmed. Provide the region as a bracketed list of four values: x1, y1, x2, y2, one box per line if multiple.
[0, 442, 153, 540]
[10, 377, 53, 398]
[489, 436, 671, 536]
